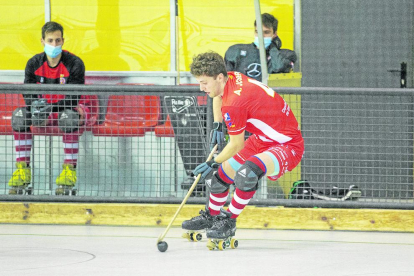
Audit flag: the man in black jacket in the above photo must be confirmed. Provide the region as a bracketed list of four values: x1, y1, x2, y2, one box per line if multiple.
[224, 13, 297, 82]
[9, 21, 91, 196]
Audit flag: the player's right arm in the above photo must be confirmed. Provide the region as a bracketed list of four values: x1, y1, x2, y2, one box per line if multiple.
[23, 58, 39, 108]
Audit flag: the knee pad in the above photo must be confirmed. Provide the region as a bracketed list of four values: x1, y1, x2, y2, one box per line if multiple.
[205, 171, 230, 194]
[234, 160, 266, 192]
[12, 107, 31, 132]
[58, 109, 80, 133]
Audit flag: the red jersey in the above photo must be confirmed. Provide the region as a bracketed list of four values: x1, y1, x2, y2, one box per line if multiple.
[23, 50, 85, 111]
[222, 72, 302, 145]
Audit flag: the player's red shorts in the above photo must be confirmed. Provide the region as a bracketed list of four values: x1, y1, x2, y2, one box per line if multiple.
[232, 134, 304, 181]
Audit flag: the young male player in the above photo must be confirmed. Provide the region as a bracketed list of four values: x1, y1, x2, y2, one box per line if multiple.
[9, 21, 91, 195]
[182, 52, 304, 239]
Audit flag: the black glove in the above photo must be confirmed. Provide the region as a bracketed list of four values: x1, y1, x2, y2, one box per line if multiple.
[210, 122, 225, 152]
[193, 159, 221, 181]
[31, 99, 52, 126]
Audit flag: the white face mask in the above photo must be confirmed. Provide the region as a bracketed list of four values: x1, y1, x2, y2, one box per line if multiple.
[254, 37, 272, 49]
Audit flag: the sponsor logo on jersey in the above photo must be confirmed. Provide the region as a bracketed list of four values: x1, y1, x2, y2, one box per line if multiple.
[240, 50, 247, 56]
[228, 122, 236, 128]
[224, 113, 231, 121]
[60, 74, 66, 84]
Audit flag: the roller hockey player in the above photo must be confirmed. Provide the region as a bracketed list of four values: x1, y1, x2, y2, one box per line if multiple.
[182, 52, 304, 250]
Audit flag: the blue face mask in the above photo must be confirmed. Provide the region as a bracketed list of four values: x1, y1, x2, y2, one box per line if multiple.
[44, 44, 62, 58]
[254, 37, 272, 49]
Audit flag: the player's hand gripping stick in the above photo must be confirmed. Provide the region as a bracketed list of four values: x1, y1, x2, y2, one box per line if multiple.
[156, 145, 218, 252]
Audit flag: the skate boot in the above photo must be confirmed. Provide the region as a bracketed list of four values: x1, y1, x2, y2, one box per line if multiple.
[181, 209, 214, 242]
[206, 208, 238, 251]
[55, 164, 77, 196]
[8, 161, 32, 195]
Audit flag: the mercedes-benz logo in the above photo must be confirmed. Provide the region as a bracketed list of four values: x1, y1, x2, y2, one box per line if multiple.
[246, 63, 262, 78]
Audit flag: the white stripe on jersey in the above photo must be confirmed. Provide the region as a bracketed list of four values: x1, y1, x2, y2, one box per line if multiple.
[228, 126, 246, 133]
[247, 118, 292, 143]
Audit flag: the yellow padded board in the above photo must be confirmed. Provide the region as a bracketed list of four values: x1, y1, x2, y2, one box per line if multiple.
[0, 0, 294, 71]
[1, 203, 413, 233]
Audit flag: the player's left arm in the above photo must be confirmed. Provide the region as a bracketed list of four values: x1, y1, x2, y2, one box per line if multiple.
[54, 57, 85, 115]
[68, 58, 85, 84]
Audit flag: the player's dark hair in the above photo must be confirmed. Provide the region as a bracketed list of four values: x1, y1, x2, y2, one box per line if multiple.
[190, 52, 228, 78]
[42, 21, 64, 39]
[254, 13, 278, 32]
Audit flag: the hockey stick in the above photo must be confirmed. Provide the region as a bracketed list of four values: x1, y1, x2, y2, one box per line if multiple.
[157, 144, 218, 250]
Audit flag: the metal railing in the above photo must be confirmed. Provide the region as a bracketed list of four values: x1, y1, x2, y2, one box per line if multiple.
[0, 84, 413, 209]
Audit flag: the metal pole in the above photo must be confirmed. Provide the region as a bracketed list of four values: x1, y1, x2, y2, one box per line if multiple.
[294, 0, 302, 73]
[253, 0, 268, 85]
[175, 0, 180, 85]
[170, 0, 177, 85]
[44, 0, 51, 22]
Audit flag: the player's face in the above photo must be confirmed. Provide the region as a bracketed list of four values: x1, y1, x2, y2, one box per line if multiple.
[196, 75, 224, 98]
[41, 30, 64, 47]
[254, 25, 277, 39]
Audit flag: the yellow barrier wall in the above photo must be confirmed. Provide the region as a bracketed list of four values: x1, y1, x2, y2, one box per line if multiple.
[0, 0, 294, 71]
[1, 203, 413, 233]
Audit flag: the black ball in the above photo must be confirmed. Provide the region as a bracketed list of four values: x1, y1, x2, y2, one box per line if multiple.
[157, 241, 168, 252]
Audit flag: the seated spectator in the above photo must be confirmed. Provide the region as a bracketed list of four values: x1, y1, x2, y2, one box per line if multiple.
[224, 13, 297, 82]
[9, 21, 91, 196]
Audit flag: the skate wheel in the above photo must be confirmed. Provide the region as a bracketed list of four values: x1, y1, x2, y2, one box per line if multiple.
[71, 189, 77, 196]
[192, 232, 202, 242]
[206, 239, 216, 250]
[26, 187, 33, 195]
[230, 238, 238, 249]
[218, 240, 226, 250]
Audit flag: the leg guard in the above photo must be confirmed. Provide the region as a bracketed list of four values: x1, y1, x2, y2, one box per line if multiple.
[234, 160, 266, 192]
[205, 171, 230, 194]
[58, 109, 80, 133]
[12, 107, 31, 132]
